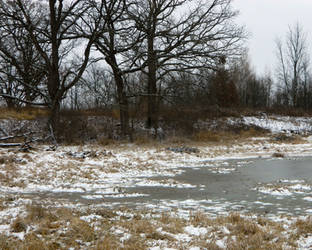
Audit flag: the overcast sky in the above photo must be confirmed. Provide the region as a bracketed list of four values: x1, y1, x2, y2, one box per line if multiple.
[232, 0, 312, 75]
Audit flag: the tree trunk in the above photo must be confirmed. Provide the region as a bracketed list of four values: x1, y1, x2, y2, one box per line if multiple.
[47, 67, 61, 139]
[146, 35, 158, 130]
[113, 69, 131, 140]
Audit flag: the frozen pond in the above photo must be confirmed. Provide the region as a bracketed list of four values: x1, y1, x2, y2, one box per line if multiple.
[20, 156, 312, 217]
[116, 157, 312, 216]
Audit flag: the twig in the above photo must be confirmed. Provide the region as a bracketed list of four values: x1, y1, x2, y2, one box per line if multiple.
[0, 127, 9, 136]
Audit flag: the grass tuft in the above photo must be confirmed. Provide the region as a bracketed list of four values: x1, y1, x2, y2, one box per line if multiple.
[11, 217, 27, 233]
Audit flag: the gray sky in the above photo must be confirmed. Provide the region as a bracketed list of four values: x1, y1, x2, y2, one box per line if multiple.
[232, 0, 312, 75]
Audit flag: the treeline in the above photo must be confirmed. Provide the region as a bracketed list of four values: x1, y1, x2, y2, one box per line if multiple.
[0, 1, 311, 140]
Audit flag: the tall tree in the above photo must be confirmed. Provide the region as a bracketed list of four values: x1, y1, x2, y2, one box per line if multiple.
[0, 0, 102, 135]
[127, 0, 245, 129]
[88, 0, 144, 138]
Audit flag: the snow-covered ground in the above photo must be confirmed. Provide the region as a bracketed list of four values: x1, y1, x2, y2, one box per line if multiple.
[1, 115, 312, 248]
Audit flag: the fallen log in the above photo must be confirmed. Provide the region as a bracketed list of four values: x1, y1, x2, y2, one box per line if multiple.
[0, 143, 22, 147]
[0, 132, 33, 141]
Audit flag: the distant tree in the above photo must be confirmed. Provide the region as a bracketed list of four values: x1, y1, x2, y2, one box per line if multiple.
[213, 60, 239, 108]
[231, 53, 272, 108]
[78, 64, 116, 109]
[276, 23, 310, 107]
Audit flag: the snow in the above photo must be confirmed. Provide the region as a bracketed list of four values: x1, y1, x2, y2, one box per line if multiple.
[174, 233, 192, 243]
[80, 214, 102, 222]
[239, 116, 312, 134]
[134, 179, 196, 188]
[289, 184, 311, 191]
[184, 225, 208, 236]
[1, 115, 312, 248]
[303, 197, 312, 202]
[279, 179, 305, 184]
[104, 193, 149, 198]
[297, 235, 312, 249]
[216, 238, 227, 249]
[257, 187, 293, 196]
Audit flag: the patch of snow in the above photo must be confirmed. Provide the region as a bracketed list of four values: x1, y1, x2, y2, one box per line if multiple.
[239, 116, 312, 134]
[221, 226, 230, 234]
[104, 193, 149, 198]
[215, 238, 227, 249]
[189, 247, 201, 250]
[279, 179, 305, 184]
[81, 195, 103, 200]
[135, 179, 196, 188]
[80, 214, 102, 223]
[120, 233, 132, 242]
[184, 225, 208, 236]
[303, 197, 312, 202]
[289, 184, 311, 191]
[210, 168, 236, 174]
[257, 187, 293, 196]
[174, 233, 192, 242]
[254, 201, 273, 206]
[297, 235, 312, 249]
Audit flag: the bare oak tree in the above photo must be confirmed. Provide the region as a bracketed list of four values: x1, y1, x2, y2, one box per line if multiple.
[87, 0, 144, 138]
[127, 0, 245, 129]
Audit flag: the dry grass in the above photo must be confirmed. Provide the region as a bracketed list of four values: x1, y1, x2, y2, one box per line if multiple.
[192, 130, 222, 142]
[0, 234, 11, 250]
[270, 133, 306, 144]
[0, 107, 49, 120]
[68, 217, 96, 242]
[192, 127, 268, 143]
[272, 152, 285, 158]
[133, 134, 155, 145]
[95, 235, 120, 250]
[11, 217, 27, 233]
[165, 135, 192, 145]
[293, 217, 312, 236]
[0, 205, 306, 249]
[159, 213, 186, 234]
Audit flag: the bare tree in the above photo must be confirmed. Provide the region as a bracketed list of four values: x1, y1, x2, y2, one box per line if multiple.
[0, 2, 47, 108]
[86, 0, 144, 138]
[276, 23, 310, 107]
[127, 0, 246, 129]
[0, 0, 103, 135]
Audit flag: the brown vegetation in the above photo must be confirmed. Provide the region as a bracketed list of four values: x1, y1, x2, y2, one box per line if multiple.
[0, 107, 49, 120]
